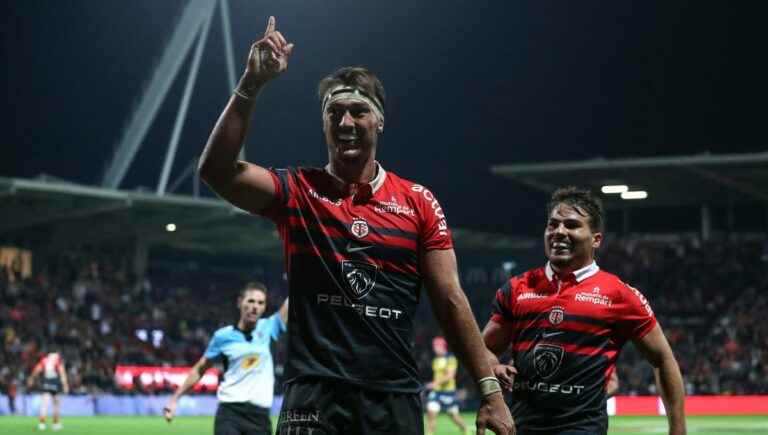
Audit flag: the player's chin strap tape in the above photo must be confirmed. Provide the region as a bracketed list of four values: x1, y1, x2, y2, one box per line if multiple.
[321, 85, 385, 125]
[478, 376, 503, 397]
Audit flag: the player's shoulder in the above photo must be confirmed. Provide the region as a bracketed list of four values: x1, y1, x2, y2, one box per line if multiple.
[506, 267, 548, 292]
[211, 325, 236, 339]
[594, 269, 649, 299]
[386, 171, 437, 200]
[594, 269, 634, 290]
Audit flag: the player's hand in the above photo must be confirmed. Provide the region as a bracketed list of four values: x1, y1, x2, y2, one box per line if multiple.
[163, 399, 177, 423]
[244, 16, 294, 84]
[492, 364, 517, 392]
[475, 392, 515, 435]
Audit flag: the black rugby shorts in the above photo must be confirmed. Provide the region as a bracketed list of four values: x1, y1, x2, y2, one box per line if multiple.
[276, 379, 424, 435]
[214, 402, 272, 435]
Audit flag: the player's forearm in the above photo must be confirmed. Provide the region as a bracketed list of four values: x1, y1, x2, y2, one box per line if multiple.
[198, 77, 264, 184]
[655, 359, 686, 435]
[431, 290, 494, 383]
[172, 366, 205, 400]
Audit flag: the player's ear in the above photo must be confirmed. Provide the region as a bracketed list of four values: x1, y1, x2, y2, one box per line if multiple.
[592, 232, 603, 249]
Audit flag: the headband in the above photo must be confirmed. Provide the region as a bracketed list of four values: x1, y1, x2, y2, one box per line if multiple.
[321, 85, 385, 125]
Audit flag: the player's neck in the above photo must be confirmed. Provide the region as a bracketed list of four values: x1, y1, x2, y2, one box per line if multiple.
[327, 155, 377, 185]
[237, 319, 256, 332]
[551, 259, 593, 277]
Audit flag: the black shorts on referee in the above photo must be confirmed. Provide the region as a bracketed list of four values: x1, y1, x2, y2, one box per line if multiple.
[214, 402, 272, 435]
[276, 379, 424, 435]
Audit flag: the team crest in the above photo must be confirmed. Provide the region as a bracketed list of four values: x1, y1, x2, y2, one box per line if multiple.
[350, 218, 369, 238]
[533, 343, 564, 379]
[548, 306, 565, 325]
[341, 260, 378, 300]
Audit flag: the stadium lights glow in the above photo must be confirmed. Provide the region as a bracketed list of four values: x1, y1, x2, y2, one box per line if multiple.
[165, 223, 177, 232]
[601, 185, 629, 194]
[621, 191, 648, 200]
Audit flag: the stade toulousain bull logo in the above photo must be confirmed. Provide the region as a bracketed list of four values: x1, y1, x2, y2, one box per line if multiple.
[533, 343, 565, 380]
[350, 218, 369, 239]
[548, 306, 565, 325]
[341, 260, 378, 300]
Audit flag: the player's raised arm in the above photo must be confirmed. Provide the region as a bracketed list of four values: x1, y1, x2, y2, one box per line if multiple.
[198, 16, 295, 214]
[278, 297, 289, 324]
[421, 249, 514, 435]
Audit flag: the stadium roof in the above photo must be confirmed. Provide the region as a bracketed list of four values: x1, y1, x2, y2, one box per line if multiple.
[0, 177, 534, 257]
[491, 151, 768, 210]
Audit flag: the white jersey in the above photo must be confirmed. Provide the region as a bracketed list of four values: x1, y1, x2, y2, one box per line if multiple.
[204, 313, 286, 408]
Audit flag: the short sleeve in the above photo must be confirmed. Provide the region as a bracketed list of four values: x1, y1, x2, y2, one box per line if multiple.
[490, 280, 515, 324]
[412, 184, 453, 251]
[614, 282, 657, 340]
[203, 333, 223, 360]
[256, 168, 293, 222]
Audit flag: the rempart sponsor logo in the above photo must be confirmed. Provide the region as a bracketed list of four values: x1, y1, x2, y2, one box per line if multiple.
[374, 195, 416, 217]
[574, 292, 613, 307]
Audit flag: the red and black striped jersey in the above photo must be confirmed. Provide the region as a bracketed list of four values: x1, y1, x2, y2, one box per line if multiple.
[490, 262, 656, 432]
[260, 163, 452, 393]
[35, 353, 63, 380]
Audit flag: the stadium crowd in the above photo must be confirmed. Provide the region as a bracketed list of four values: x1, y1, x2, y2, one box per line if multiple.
[1, 236, 766, 410]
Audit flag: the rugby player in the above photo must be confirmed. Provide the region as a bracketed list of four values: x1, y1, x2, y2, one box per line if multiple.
[482, 187, 686, 435]
[426, 336, 470, 435]
[197, 16, 513, 435]
[27, 350, 69, 431]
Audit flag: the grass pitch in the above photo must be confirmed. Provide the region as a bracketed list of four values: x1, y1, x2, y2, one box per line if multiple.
[0, 415, 766, 434]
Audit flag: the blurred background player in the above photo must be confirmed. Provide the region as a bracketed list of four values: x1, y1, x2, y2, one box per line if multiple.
[482, 187, 686, 435]
[426, 336, 469, 435]
[27, 350, 69, 431]
[163, 282, 288, 435]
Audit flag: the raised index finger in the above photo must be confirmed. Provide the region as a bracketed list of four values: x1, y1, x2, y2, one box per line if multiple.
[264, 16, 276, 36]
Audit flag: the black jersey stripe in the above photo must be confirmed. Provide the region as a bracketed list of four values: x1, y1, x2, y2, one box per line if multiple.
[288, 227, 418, 265]
[512, 312, 612, 329]
[514, 328, 612, 350]
[284, 207, 419, 241]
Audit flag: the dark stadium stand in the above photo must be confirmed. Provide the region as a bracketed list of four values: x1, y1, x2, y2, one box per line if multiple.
[2, 235, 766, 408]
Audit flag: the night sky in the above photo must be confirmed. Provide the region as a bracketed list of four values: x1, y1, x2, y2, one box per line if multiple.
[2, 1, 766, 236]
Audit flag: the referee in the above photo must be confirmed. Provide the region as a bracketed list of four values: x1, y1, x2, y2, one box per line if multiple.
[164, 282, 288, 435]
